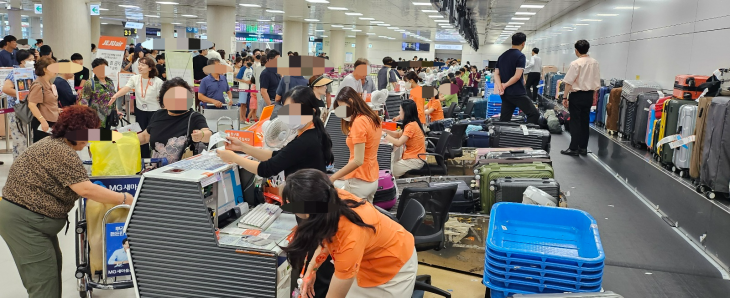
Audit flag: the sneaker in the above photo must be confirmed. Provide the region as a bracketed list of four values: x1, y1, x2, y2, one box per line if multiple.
[560, 149, 580, 156]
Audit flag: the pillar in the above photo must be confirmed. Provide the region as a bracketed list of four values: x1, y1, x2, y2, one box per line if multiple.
[301, 24, 309, 55]
[329, 30, 345, 71]
[137, 23, 146, 44]
[7, 9, 22, 38]
[90, 15, 100, 45]
[355, 35, 368, 61]
[161, 23, 175, 52]
[283, 20, 303, 55]
[206, 5, 236, 58]
[42, 0, 91, 68]
[30, 16, 42, 39]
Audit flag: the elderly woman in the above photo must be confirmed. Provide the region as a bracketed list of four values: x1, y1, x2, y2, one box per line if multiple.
[0, 105, 134, 298]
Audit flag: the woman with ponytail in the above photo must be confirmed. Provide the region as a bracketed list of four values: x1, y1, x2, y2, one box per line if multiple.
[283, 169, 417, 298]
[217, 85, 334, 178]
[384, 100, 427, 178]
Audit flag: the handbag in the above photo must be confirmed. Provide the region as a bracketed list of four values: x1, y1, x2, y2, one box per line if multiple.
[14, 82, 41, 126]
[180, 111, 202, 160]
[386, 68, 395, 92]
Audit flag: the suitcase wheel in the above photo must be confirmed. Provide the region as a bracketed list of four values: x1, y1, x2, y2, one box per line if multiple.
[706, 191, 716, 200]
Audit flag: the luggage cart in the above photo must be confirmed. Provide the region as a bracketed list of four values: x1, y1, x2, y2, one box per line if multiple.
[200, 103, 241, 131]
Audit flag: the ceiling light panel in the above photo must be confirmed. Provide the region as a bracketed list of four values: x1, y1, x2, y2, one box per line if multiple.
[306, 0, 330, 3]
[512, 17, 530, 20]
[345, 12, 363, 16]
[328, 7, 348, 10]
[520, 4, 544, 8]
[239, 4, 261, 7]
[412, 2, 431, 5]
[266, 10, 285, 13]
[515, 12, 536, 15]
[359, 17, 374, 20]
[597, 14, 618, 16]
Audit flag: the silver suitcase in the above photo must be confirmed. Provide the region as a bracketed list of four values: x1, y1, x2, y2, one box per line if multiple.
[672, 104, 698, 175]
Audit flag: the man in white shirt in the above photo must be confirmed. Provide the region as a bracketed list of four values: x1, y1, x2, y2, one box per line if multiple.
[338, 58, 368, 96]
[206, 43, 228, 66]
[524, 47, 543, 102]
[561, 40, 601, 157]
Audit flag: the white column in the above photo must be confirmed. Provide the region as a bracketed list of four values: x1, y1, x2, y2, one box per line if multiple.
[42, 0, 91, 68]
[329, 30, 345, 72]
[30, 16, 42, 39]
[90, 15, 100, 45]
[355, 35, 368, 61]
[137, 23, 146, 44]
[7, 9, 22, 38]
[283, 20, 303, 55]
[429, 31, 436, 60]
[301, 24, 309, 55]
[161, 23, 175, 52]
[206, 5, 236, 58]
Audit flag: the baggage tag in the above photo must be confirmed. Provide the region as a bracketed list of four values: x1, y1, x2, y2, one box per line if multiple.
[657, 90, 664, 98]
[698, 88, 708, 99]
[669, 135, 695, 149]
[520, 124, 529, 136]
[657, 134, 679, 147]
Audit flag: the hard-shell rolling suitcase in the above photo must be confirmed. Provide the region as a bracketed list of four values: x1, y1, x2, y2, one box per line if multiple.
[655, 96, 671, 119]
[605, 88, 623, 133]
[631, 92, 661, 147]
[674, 75, 710, 100]
[645, 105, 657, 150]
[430, 180, 478, 213]
[477, 149, 552, 166]
[466, 131, 490, 148]
[658, 99, 697, 168]
[621, 80, 663, 104]
[690, 97, 713, 180]
[618, 97, 637, 139]
[596, 86, 611, 126]
[374, 170, 397, 210]
[475, 162, 554, 213]
[490, 177, 560, 204]
[651, 119, 662, 154]
[489, 125, 551, 152]
[699, 97, 730, 197]
[672, 104, 698, 176]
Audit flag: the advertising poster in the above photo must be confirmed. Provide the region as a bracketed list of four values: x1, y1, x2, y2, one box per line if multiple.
[166, 51, 194, 87]
[96, 36, 128, 89]
[118, 72, 134, 91]
[12, 68, 34, 101]
[89, 177, 141, 278]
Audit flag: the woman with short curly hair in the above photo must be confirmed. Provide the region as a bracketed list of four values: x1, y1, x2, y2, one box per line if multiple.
[0, 105, 135, 298]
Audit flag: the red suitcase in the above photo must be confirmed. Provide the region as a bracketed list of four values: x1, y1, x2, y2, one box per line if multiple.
[673, 75, 709, 100]
[655, 96, 671, 119]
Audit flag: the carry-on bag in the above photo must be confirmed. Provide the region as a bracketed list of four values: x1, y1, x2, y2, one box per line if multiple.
[605, 88, 623, 132]
[621, 80, 663, 104]
[658, 99, 697, 167]
[374, 170, 397, 210]
[631, 91, 661, 147]
[490, 177, 560, 204]
[645, 105, 658, 150]
[488, 125, 551, 152]
[674, 75, 710, 100]
[475, 147, 532, 162]
[651, 119, 662, 154]
[475, 162, 554, 213]
[543, 109, 562, 134]
[466, 131, 490, 148]
[672, 104, 698, 176]
[428, 118, 455, 132]
[618, 96, 637, 139]
[655, 96, 671, 119]
[699, 97, 730, 196]
[596, 86, 612, 126]
[690, 96, 713, 180]
[430, 180, 478, 213]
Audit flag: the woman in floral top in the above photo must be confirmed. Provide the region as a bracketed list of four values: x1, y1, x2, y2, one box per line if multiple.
[1, 49, 36, 160]
[79, 58, 116, 128]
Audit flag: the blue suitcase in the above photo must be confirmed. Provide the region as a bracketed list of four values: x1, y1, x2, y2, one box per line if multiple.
[596, 86, 612, 126]
[467, 131, 490, 147]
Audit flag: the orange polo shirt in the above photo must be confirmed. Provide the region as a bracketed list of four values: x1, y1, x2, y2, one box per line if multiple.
[410, 86, 427, 123]
[401, 122, 426, 160]
[427, 99, 444, 121]
[345, 115, 382, 182]
[326, 189, 415, 287]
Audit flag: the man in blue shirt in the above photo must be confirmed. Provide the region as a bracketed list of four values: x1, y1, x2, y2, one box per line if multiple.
[0, 35, 18, 67]
[275, 75, 309, 104]
[494, 32, 540, 124]
[258, 50, 282, 117]
[198, 58, 233, 109]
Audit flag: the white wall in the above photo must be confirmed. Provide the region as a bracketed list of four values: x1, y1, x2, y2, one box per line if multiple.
[322, 38, 435, 65]
[461, 44, 511, 68]
[529, 0, 730, 89]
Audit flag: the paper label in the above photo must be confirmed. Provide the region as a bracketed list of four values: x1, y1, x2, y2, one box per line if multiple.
[657, 90, 665, 98]
[520, 125, 529, 136]
[208, 131, 231, 151]
[669, 135, 695, 149]
[117, 122, 142, 133]
[201, 173, 221, 187]
[644, 108, 651, 111]
[657, 134, 679, 147]
[714, 69, 722, 79]
[699, 88, 708, 99]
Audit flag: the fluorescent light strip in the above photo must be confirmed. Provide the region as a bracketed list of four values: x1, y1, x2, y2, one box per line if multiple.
[118, 5, 138, 8]
[429, 15, 444, 18]
[345, 12, 363, 16]
[574, 23, 589, 26]
[196, 21, 206, 24]
[580, 19, 602, 21]
[99, 8, 109, 10]
[509, 22, 524, 24]
[331, 24, 344, 27]
[156, 1, 179, 4]
[515, 12, 536, 15]
[320, 35, 328, 37]
[366, 32, 375, 35]
[328, 7, 348, 10]
[239, 4, 261, 7]
[347, 35, 355, 37]
[257, 19, 270, 22]
[304, 19, 320, 22]
[387, 27, 398, 29]
[266, 10, 285, 13]
[412, 2, 431, 5]
[371, 21, 383, 24]
[182, 14, 197, 17]
[520, 4, 544, 8]
[359, 17, 375, 20]
[306, 0, 330, 3]
[377, 24, 391, 26]
[512, 17, 530, 20]
[597, 14, 618, 16]
[351, 29, 362, 32]
[422, 9, 438, 13]
[145, 15, 160, 18]
[315, 29, 324, 31]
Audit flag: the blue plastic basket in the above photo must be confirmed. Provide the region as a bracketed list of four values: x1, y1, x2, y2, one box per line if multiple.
[484, 262, 603, 290]
[485, 255, 603, 282]
[486, 247, 604, 276]
[487, 203, 605, 268]
[484, 269, 603, 294]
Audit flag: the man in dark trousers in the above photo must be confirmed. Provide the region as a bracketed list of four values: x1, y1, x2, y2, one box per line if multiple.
[193, 49, 209, 81]
[524, 47, 543, 102]
[561, 40, 601, 156]
[494, 32, 540, 124]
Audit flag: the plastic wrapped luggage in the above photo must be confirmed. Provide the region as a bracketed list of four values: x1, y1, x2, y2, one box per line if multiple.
[489, 125, 551, 152]
[605, 88, 623, 133]
[543, 110, 562, 134]
[674, 75, 709, 100]
[374, 170, 397, 210]
[658, 99, 697, 167]
[672, 104, 698, 176]
[631, 92, 661, 147]
[645, 105, 657, 150]
[690, 96, 713, 180]
[699, 97, 730, 196]
[490, 177, 560, 204]
[466, 131, 490, 147]
[610, 78, 624, 87]
[620, 80, 663, 103]
[475, 163, 554, 213]
[430, 180, 479, 213]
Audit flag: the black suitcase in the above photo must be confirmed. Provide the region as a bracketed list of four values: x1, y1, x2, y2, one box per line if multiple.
[700, 97, 730, 195]
[430, 181, 479, 213]
[478, 149, 552, 166]
[488, 126, 551, 153]
[490, 178, 561, 204]
[631, 92, 660, 147]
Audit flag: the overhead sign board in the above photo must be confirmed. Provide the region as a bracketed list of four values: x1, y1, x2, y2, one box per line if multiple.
[435, 44, 463, 50]
[125, 22, 144, 29]
[186, 27, 199, 33]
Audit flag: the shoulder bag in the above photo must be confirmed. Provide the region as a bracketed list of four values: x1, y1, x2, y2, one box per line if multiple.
[14, 81, 41, 126]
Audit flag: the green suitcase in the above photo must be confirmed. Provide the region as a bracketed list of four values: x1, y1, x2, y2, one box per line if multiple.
[476, 162, 555, 213]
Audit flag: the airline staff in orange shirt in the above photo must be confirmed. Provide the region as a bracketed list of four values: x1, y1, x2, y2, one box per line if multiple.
[393, 71, 426, 125]
[384, 100, 427, 177]
[424, 92, 444, 122]
[329, 86, 383, 202]
[282, 170, 417, 298]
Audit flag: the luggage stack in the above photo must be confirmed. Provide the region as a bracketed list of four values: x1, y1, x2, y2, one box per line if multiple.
[618, 80, 662, 139]
[697, 97, 730, 199]
[475, 159, 554, 213]
[483, 203, 605, 298]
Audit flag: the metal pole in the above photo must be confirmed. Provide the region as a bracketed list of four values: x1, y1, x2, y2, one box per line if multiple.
[0, 96, 11, 154]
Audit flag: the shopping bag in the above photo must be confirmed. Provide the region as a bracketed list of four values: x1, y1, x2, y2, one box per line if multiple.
[90, 131, 142, 176]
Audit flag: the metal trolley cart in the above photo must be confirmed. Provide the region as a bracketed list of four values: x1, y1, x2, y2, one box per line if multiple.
[123, 153, 295, 297]
[200, 103, 241, 132]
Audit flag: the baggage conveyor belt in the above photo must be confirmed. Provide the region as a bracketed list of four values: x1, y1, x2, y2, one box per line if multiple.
[549, 133, 730, 297]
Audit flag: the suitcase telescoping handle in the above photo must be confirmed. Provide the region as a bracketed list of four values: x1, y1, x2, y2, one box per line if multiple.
[509, 150, 526, 153]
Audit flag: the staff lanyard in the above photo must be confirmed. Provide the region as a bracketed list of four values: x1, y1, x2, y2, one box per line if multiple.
[139, 76, 151, 99]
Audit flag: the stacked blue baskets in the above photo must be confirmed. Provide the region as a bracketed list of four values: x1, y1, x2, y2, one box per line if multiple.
[487, 94, 520, 118]
[484, 203, 605, 298]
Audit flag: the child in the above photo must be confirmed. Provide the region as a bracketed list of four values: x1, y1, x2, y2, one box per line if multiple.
[246, 77, 258, 123]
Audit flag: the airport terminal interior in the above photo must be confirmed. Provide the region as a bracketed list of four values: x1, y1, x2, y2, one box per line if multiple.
[1, 0, 730, 297]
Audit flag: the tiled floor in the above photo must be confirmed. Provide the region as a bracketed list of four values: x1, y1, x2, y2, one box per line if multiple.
[0, 138, 486, 298]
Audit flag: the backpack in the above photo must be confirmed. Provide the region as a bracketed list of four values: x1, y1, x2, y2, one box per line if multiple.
[14, 81, 41, 127]
[269, 76, 289, 120]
